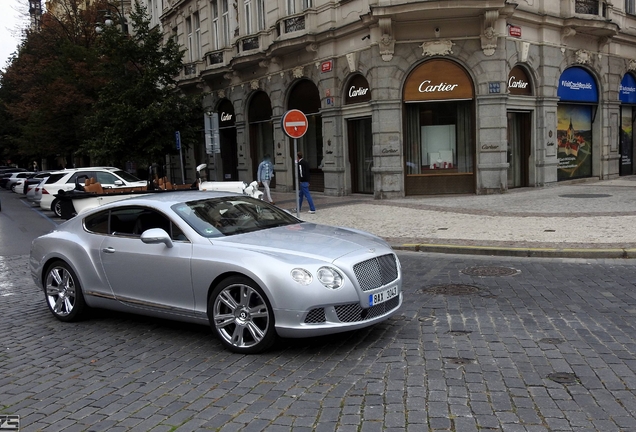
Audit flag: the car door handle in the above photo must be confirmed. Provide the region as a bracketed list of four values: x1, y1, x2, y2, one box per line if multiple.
[102, 247, 116, 253]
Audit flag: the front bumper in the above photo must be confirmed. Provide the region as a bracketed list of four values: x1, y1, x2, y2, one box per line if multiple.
[274, 292, 402, 338]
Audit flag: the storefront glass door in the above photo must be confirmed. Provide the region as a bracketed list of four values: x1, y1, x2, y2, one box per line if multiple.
[506, 112, 531, 188]
[348, 117, 373, 193]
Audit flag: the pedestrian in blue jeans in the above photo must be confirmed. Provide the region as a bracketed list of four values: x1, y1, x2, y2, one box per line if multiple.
[297, 152, 315, 213]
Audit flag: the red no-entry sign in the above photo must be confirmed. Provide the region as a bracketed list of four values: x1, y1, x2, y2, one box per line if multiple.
[281, 109, 308, 139]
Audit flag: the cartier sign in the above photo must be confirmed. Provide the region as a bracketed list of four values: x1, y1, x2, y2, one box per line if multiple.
[217, 99, 236, 126]
[344, 74, 372, 104]
[404, 59, 473, 102]
[507, 66, 532, 96]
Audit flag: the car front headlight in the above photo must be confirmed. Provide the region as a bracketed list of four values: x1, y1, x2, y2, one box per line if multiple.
[317, 266, 344, 289]
[291, 268, 312, 285]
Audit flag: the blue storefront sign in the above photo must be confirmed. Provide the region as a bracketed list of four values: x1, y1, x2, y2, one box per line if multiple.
[620, 73, 636, 104]
[557, 67, 598, 103]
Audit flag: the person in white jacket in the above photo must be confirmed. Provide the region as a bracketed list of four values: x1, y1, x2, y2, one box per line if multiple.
[257, 154, 275, 204]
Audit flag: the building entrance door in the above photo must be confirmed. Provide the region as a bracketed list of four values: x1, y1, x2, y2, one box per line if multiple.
[507, 112, 531, 188]
[348, 117, 373, 193]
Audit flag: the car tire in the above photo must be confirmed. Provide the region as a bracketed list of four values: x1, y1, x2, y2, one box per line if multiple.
[208, 276, 276, 354]
[44, 260, 86, 322]
[52, 198, 62, 218]
[11, 184, 16, 193]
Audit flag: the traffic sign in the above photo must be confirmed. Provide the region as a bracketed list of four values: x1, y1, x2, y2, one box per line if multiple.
[281, 109, 308, 139]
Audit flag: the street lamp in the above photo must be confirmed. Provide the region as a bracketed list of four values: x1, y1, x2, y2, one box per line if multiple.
[95, 0, 127, 34]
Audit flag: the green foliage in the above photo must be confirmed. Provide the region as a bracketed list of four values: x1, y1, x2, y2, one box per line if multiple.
[0, 0, 202, 169]
[0, 0, 105, 165]
[82, 1, 203, 167]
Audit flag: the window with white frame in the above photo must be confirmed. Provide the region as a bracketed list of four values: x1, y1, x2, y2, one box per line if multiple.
[256, 0, 265, 31]
[221, 0, 230, 46]
[628, 0, 636, 14]
[244, 0, 252, 34]
[186, 16, 193, 62]
[286, 0, 312, 15]
[211, 0, 220, 50]
[194, 12, 201, 60]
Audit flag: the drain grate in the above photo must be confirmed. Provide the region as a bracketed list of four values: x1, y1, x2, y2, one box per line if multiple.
[559, 193, 612, 199]
[547, 372, 578, 384]
[423, 284, 480, 295]
[539, 338, 565, 344]
[461, 266, 520, 277]
[447, 330, 472, 336]
[445, 357, 473, 365]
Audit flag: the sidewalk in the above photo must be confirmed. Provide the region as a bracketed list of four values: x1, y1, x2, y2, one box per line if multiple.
[270, 176, 636, 258]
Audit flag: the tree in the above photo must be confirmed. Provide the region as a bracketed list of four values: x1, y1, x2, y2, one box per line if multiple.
[0, 0, 106, 167]
[82, 1, 202, 168]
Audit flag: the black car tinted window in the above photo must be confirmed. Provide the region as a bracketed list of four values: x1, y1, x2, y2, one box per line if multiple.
[84, 211, 109, 234]
[45, 173, 67, 183]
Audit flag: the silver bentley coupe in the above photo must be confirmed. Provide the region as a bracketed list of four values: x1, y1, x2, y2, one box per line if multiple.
[30, 191, 402, 354]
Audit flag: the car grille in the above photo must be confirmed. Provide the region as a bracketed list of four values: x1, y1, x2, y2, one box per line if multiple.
[303, 297, 400, 324]
[353, 254, 398, 292]
[305, 308, 326, 323]
[335, 297, 400, 323]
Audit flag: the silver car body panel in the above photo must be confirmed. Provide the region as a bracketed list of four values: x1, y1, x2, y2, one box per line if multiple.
[30, 191, 402, 339]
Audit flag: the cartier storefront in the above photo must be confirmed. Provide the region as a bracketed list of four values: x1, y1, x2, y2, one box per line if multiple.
[403, 58, 475, 195]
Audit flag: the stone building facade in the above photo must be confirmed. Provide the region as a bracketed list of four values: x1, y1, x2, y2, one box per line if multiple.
[149, 0, 636, 197]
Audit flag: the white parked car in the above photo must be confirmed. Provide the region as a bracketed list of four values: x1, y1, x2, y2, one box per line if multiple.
[40, 167, 146, 217]
[28, 177, 49, 203]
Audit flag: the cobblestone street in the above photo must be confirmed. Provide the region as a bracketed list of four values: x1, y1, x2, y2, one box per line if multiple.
[3, 252, 636, 431]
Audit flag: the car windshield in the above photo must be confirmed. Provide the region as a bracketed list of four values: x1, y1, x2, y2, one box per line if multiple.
[113, 170, 142, 182]
[172, 196, 300, 237]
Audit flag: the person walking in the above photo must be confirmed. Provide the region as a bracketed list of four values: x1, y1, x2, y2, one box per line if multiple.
[297, 152, 315, 213]
[257, 154, 275, 204]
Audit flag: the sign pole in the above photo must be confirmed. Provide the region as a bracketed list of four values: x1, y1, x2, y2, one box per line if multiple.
[293, 138, 300, 218]
[281, 109, 308, 219]
[175, 131, 185, 184]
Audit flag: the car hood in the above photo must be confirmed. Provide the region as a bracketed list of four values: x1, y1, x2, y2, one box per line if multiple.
[213, 223, 390, 261]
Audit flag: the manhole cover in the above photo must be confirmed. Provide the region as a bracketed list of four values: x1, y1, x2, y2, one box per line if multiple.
[547, 372, 578, 384]
[445, 357, 473, 365]
[559, 193, 612, 198]
[448, 330, 472, 336]
[423, 284, 480, 295]
[539, 338, 564, 344]
[461, 266, 520, 277]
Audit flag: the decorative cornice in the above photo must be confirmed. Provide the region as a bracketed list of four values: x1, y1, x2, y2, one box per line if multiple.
[378, 17, 394, 62]
[420, 40, 454, 57]
[481, 10, 499, 57]
[574, 49, 591, 65]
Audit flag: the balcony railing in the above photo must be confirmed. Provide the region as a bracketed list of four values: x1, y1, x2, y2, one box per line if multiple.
[184, 63, 197, 76]
[208, 51, 224, 66]
[575, 0, 607, 17]
[242, 36, 259, 51]
[284, 15, 306, 33]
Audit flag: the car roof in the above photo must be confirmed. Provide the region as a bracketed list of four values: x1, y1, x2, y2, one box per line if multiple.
[95, 190, 241, 210]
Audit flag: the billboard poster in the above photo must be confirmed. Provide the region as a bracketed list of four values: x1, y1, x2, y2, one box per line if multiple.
[621, 106, 633, 175]
[557, 104, 592, 181]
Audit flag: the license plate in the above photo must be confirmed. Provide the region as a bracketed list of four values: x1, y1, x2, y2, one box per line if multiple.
[369, 285, 398, 306]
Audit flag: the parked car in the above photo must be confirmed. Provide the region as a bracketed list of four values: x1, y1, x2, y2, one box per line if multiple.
[28, 177, 49, 204]
[0, 167, 27, 176]
[5, 171, 35, 191]
[0, 170, 29, 188]
[40, 167, 147, 217]
[21, 171, 54, 195]
[30, 191, 403, 354]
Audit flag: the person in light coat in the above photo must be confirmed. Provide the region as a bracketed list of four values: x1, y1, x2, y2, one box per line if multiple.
[257, 154, 275, 204]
